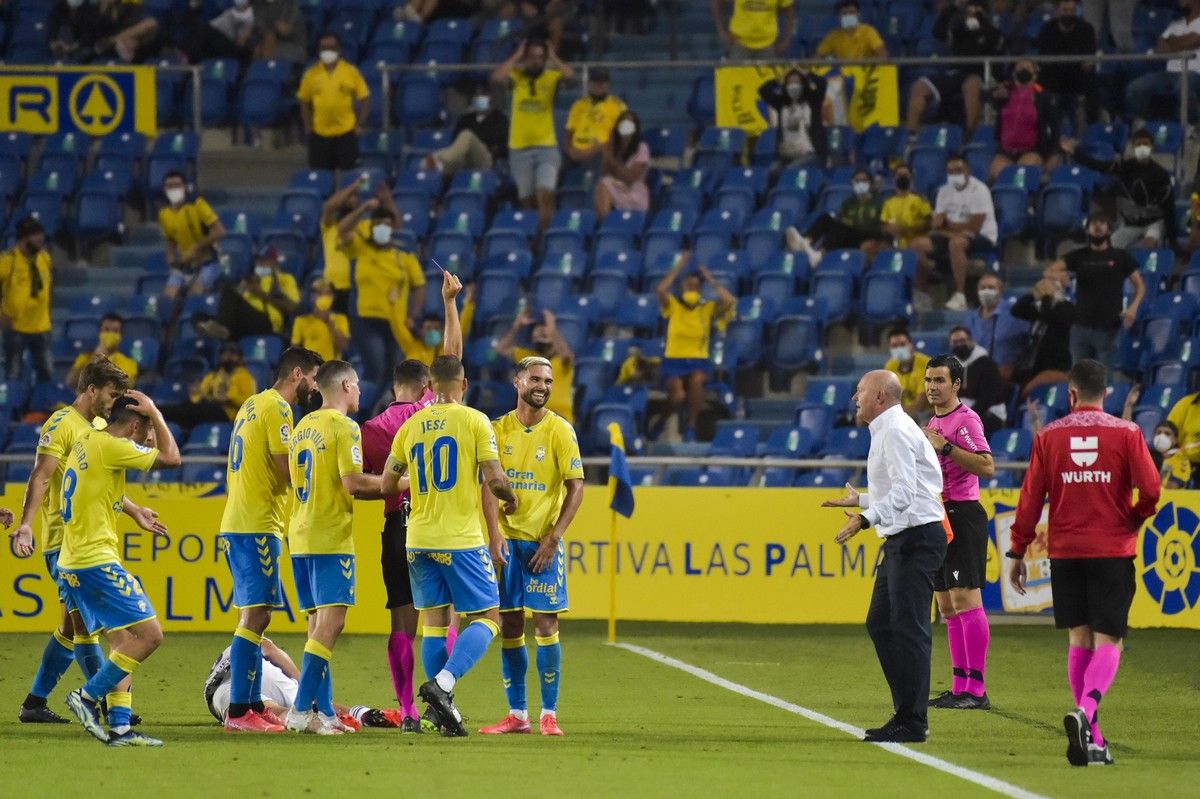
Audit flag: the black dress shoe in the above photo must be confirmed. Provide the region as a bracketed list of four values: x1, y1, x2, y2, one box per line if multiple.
[864, 719, 927, 743]
[864, 716, 898, 738]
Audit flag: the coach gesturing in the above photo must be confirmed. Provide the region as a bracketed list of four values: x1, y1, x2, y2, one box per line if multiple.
[823, 370, 947, 743]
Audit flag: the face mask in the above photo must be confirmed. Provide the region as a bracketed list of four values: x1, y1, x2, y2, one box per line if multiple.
[254, 265, 273, 278]
[1153, 433, 1174, 453]
[534, 339, 552, 353]
[895, 175, 911, 191]
[977, 288, 1000, 308]
[949, 173, 967, 189]
[681, 290, 702, 306]
[99, 331, 121, 350]
[234, 0, 249, 7]
[471, 95, 490, 112]
[314, 294, 334, 311]
[67, 0, 84, 9]
[424, 329, 442, 348]
[965, 15, 981, 31]
[952, 344, 973, 360]
[589, 92, 608, 102]
[372, 223, 392, 245]
[1015, 69, 1034, 84]
[220, 360, 238, 372]
[1087, 233, 1108, 246]
[165, 186, 185, 205]
[1133, 144, 1152, 161]
[319, 49, 339, 65]
[889, 346, 911, 362]
[617, 119, 636, 137]
[786, 82, 802, 99]
[852, 180, 870, 196]
[840, 13, 858, 29]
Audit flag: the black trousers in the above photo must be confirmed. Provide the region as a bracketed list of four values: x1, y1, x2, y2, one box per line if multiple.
[803, 214, 875, 251]
[865, 520, 947, 732]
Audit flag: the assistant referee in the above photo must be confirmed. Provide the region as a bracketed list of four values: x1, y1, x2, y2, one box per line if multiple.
[824, 370, 946, 743]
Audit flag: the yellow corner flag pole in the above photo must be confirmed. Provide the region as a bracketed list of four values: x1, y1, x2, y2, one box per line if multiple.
[608, 508, 618, 644]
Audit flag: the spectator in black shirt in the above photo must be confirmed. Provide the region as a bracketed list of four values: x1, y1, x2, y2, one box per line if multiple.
[1011, 277, 1075, 397]
[1033, 0, 1098, 132]
[1044, 211, 1144, 367]
[87, 0, 161, 63]
[424, 82, 509, 176]
[1060, 129, 1179, 250]
[47, 0, 100, 62]
[948, 325, 1007, 437]
[906, 0, 1005, 139]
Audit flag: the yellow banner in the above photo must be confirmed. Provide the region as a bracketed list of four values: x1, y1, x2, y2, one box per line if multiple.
[0, 487, 1196, 631]
[0, 66, 156, 137]
[714, 64, 899, 137]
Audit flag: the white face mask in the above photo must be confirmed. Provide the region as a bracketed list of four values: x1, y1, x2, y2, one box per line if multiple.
[977, 288, 1000, 308]
[1153, 433, 1173, 453]
[852, 180, 870, 196]
[889, 346, 911, 363]
[965, 15, 981, 31]
[840, 13, 858, 29]
[948, 173, 967, 189]
[1133, 144, 1152, 161]
[254, 265, 273, 278]
[165, 186, 186, 205]
[67, 0, 84, 9]
[234, 0, 249, 7]
[617, 119, 636, 137]
[372, 223, 392, 245]
[786, 82, 802, 99]
[471, 95, 490, 112]
[319, 49, 339, 66]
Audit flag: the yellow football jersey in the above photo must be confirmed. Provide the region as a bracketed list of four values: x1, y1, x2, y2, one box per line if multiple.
[390, 402, 498, 551]
[287, 409, 363, 555]
[58, 431, 158, 570]
[220, 388, 295, 537]
[492, 411, 584, 542]
[35, 406, 96, 552]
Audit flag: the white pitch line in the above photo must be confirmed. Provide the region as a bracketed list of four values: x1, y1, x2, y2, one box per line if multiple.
[615, 642, 1050, 799]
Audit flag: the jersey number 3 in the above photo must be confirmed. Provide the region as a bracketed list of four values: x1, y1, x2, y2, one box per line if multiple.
[410, 436, 458, 494]
[295, 448, 314, 503]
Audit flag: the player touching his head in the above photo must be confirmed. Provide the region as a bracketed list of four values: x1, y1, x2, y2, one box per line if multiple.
[382, 355, 518, 737]
[218, 346, 324, 733]
[284, 360, 385, 735]
[479, 355, 584, 736]
[9, 359, 167, 725]
[60, 392, 181, 746]
[922, 354, 995, 710]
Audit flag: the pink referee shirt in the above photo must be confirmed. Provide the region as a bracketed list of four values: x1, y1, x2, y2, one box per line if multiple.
[927, 402, 990, 502]
[361, 388, 435, 515]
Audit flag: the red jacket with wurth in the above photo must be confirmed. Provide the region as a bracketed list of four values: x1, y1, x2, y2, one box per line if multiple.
[1010, 406, 1161, 559]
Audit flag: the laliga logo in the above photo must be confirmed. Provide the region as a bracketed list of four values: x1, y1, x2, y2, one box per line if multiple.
[1142, 502, 1200, 615]
[1069, 436, 1098, 467]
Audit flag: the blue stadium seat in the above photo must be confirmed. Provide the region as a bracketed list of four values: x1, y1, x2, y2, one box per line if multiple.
[119, 337, 160, 374]
[908, 146, 947, 196]
[646, 125, 688, 159]
[821, 427, 871, 459]
[916, 124, 963, 151]
[996, 164, 1042, 195]
[615, 295, 661, 335]
[489, 208, 539, 239]
[793, 403, 835, 448]
[480, 250, 532, 281]
[808, 271, 854, 322]
[710, 423, 760, 457]
[989, 428, 1032, 460]
[1038, 184, 1085, 245]
[771, 316, 822, 372]
[763, 426, 816, 458]
[992, 185, 1030, 241]
[474, 271, 521, 322]
[396, 75, 442, 127]
[593, 250, 642, 280]
[648, 207, 698, 236]
[860, 271, 913, 324]
[599, 210, 647, 240]
[804, 377, 855, 411]
[590, 403, 638, 455]
[74, 191, 123, 247]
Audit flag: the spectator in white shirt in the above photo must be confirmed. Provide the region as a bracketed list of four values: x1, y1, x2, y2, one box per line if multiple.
[1124, 0, 1200, 122]
[910, 152, 998, 312]
[823, 370, 946, 744]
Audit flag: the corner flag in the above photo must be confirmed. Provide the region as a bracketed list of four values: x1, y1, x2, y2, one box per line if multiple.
[607, 422, 634, 518]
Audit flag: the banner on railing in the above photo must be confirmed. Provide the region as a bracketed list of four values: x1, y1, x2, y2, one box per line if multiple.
[0, 486, 1195, 631]
[0, 66, 156, 137]
[714, 64, 899, 136]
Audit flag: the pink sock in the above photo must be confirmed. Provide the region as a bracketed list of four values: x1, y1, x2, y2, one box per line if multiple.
[387, 632, 417, 719]
[1079, 643, 1121, 747]
[1067, 646, 1092, 706]
[945, 615, 969, 694]
[445, 623, 458, 657]
[959, 607, 990, 697]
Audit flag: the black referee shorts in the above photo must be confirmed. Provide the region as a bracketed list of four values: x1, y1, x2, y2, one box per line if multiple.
[308, 131, 358, 171]
[1050, 557, 1136, 639]
[933, 500, 989, 592]
[380, 509, 414, 609]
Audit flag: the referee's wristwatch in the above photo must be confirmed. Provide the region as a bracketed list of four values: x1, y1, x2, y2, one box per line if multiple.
[941, 441, 954, 457]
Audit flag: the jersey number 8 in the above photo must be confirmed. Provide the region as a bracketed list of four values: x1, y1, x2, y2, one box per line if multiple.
[410, 436, 458, 494]
[61, 468, 78, 523]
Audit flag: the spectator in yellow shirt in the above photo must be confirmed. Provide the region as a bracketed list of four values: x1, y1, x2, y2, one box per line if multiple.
[655, 251, 736, 442]
[297, 32, 369, 173]
[193, 247, 300, 342]
[883, 327, 930, 418]
[159, 171, 227, 301]
[497, 307, 576, 424]
[0, 217, 53, 382]
[67, 313, 140, 388]
[565, 68, 626, 169]
[393, 283, 476, 363]
[163, 342, 258, 428]
[318, 178, 369, 312]
[1167, 392, 1200, 467]
[878, 164, 932, 257]
[291, 278, 350, 361]
[711, 0, 795, 59]
[815, 0, 888, 59]
[338, 193, 426, 390]
[492, 38, 576, 231]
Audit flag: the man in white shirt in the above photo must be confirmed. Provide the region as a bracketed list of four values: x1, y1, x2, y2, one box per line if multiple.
[1123, 0, 1200, 123]
[911, 153, 998, 313]
[822, 370, 947, 743]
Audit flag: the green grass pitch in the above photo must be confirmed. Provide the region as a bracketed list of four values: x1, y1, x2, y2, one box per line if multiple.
[1, 622, 1197, 797]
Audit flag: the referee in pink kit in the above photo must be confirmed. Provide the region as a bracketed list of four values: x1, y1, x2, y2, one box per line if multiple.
[922, 354, 996, 711]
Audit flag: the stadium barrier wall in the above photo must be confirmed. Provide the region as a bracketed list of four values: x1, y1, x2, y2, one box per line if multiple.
[0, 485, 1196, 632]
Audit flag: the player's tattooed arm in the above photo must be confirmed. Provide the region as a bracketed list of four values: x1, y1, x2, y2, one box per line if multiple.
[481, 459, 518, 515]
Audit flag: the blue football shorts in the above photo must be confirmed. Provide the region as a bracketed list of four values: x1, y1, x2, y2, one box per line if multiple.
[291, 554, 356, 613]
[43, 549, 77, 612]
[219, 534, 285, 609]
[499, 538, 569, 614]
[57, 561, 156, 634]
[407, 547, 500, 614]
